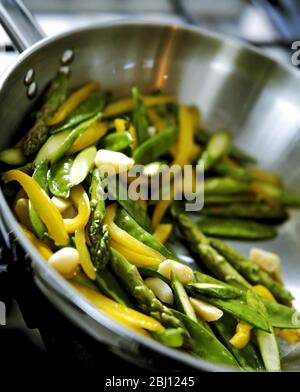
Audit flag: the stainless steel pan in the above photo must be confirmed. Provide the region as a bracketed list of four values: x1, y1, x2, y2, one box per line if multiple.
[1, 0, 300, 372]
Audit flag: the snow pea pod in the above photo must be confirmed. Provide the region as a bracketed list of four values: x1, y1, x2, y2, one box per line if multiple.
[131, 86, 150, 144]
[213, 313, 264, 371]
[173, 310, 238, 368]
[48, 156, 73, 198]
[50, 90, 107, 133]
[115, 208, 177, 260]
[100, 131, 133, 152]
[133, 126, 178, 164]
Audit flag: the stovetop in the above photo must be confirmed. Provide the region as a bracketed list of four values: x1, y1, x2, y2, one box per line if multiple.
[1, 0, 299, 374]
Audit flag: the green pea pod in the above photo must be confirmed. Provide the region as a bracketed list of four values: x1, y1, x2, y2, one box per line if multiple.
[48, 156, 73, 198]
[71, 272, 99, 291]
[197, 218, 277, 240]
[173, 310, 239, 368]
[100, 131, 133, 152]
[213, 313, 264, 371]
[0, 147, 26, 166]
[187, 282, 243, 300]
[50, 90, 107, 133]
[131, 86, 150, 144]
[115, 208, 177, 259]
[95, 267, 135, 308]
[133, 126, 178, 164]
[204, 194, 259, 205]
[35, 114, 100, 165]
[28, 162, 48, 239]
[172, 277, 197, 322]
[138, 266, 170, 283]
[107, 176, 151, 232]
[262, 299, 300, 329]
[204, 177, 250, 195]
[69, 146, 96, 186]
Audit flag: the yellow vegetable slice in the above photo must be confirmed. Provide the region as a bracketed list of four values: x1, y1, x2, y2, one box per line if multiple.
[153, 224, 173, 244]
[72, 283, 164, 332]
[74, 228, 96, 280]
[104, 95, 176, 117]
[111, 241, 162, 267]
[3, 170, 68, 246]
[113, 118, 137, 148]
[63, 185, 90, 233]
[21, 225, 53, 260]
[105, 204, 165, 261]
[47, 82, 99, 125]
[253, 284, 277, 303]
[67, 121, 108, 154]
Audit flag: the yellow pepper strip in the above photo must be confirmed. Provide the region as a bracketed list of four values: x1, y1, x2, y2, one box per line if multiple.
[188, 105, 202, 131]
[105, 204, 165, 262]
[114, 118, 126, 132]
[3, 170, 69, 246]
[63, 185, 90, 233]
[14, 198, 31, 229]
[138, 199, 147, 212]
[74, 228, 96, 280]
[111, 315, 151, 337]
[229, 321, 253, 349]
[111, 240, 162, 267]
[72, 282, 164, 332]
[147, 108, 168, 132]
[47, 82, 99, 125]
[153, 224, 173, 244]
[253, 284, 277, 303]
[250, 181, 280, 208]
[151, 106, 198, 228]
[67, 121, 108, 154]
[247, 167, 282, 187]
[104, 95, 176, 117]
[21, 225, 53, 260]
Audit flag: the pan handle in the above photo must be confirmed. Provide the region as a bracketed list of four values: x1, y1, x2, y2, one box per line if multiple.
[0, 0, 44, 52]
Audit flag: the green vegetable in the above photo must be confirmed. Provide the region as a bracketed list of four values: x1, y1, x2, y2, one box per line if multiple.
[251, 181, 300, 208]
[71, 271, 99, 291]
[152, 328, 184, 348]
[110, 249, 191, 348]
[210, 239, 294, 303]
[196, 130, 256, 163]
[88, 169, 111, 271]
[173, 310, 238, 368]
[262, 299, 300, 329]
[213, 313, 264, 371]
[107, 176, 151, 232]
[28, 162, 48, 239]
[197, 218, 277, 240]
[204, 177, 250, 195]
[131, 86, 149, 144]
[204, 194, 259, 205]
[48, 156, 73, 198]
[34, 114, 100, 165]
[256, 329, 281, 371]
[100, 131, 133, 152]
[187, 282, 243, 300]
[138, 266, 170, 284]
[172, 277, 197, 322]
[95, 267, 135, 308]
[198, 131, 231, 171]
[115, 208, 177, 260]
[214, 161, 250, 180]
[201, 203, 288, 223]
[69, 146, 96, 186]
[23, 72, 69, 156]
[133, 126, 178, 164]
[172, 209, 251, 289]
[0, 147, 26, 166]
[50, 90, 107, 133]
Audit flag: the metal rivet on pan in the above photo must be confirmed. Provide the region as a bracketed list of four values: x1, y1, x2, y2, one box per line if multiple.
[61, 49, 74, 65]
[24, 68, 35, 85]
[27, 81, 38, 99]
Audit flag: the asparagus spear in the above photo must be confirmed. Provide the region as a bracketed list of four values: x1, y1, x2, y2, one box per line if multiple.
[88, 169, 111, 271]
[172, 208, 252, 289]
[110, 249, 191, 347]
[210, 239, 293, 303]
[131, 86, 150, 144]
[200, 203, 288, 223]
[204, 194, 259, 205]
[197, 218, 277, 240]
[197, 131, 231, 171]
[204, 177, 250, 195]
[195, 129, 256, 163]
[23, 72, 69, 156]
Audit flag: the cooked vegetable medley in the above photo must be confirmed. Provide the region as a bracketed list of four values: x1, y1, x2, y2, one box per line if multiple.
[1, 71, 300, 371]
